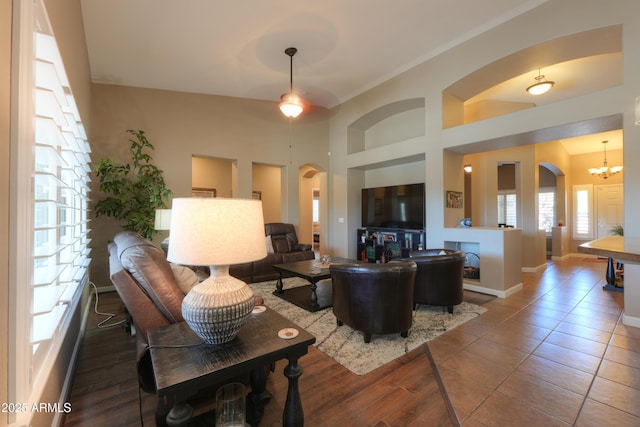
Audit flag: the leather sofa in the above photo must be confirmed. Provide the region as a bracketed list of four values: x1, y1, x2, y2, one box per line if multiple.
[403, 249, 465, 313]
[329, 261, 417, 343]
[230, 222, 315, 283]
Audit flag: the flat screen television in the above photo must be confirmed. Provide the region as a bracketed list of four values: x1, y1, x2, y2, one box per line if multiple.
[361, 183, 425, 230]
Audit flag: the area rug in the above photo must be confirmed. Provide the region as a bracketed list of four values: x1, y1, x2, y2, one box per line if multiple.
[250, 278, 487, 375]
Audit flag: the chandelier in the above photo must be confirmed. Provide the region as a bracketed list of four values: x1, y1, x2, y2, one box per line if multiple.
[589, 140, 622, 179]
[526, 70, 554, 95]
[279, 47, 304, 118]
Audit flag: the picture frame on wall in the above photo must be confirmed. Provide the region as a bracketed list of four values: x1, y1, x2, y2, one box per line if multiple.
[446, 190, 463, 208]
[252, 191, 262, 200]
[192, 187, 216, 198]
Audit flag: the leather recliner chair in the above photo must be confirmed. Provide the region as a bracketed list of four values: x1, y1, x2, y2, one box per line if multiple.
[329, 261, 417, 343]
[229, 222, 315, 283]
[403, 249, 465, 313]
[108, 231, 268, 426]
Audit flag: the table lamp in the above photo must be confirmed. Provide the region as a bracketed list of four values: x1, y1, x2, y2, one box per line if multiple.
[167, 197, 267, 344]
[154, 208, 172, 231]
[154, 209, 172, 252]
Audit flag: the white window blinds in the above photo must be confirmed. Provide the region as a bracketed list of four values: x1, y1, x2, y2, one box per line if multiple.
[31, 11, 91, 383]
[574, 185, 593, 239]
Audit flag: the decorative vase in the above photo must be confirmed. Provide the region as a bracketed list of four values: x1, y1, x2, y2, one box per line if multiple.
[458, 218, 472, 228]
[181, 265, 255, 344]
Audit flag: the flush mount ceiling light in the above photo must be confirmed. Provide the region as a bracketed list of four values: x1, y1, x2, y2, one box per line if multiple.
[589, 140, 623, 179]
[526, 70, 555, 95]
[279, 47, 304, 118]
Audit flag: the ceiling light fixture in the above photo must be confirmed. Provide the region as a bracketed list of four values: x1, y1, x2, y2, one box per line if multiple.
[589, 140, 622, 179]
[526, 70, 555, 95]
[279, 47, 304, 118]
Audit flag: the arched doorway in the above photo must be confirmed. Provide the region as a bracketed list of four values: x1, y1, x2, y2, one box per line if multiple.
[299, 164, 326, 255]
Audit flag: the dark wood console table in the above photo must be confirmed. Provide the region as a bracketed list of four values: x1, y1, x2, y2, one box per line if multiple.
[147, 307, 316, 426]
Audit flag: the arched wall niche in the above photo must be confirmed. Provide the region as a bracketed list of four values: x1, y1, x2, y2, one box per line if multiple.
[443, 25, 622, 128]
[347, 98, 425, 154]
[539, 162, 564, 177]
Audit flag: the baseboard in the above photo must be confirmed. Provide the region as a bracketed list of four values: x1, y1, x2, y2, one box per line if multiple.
[551, 254, 572, 261]
[463, 281, 523, 299]
[573, 252, 598, 259]
[53, 289, 95, 426]
[522, 263, 547, 273]
[623, 313, 640, 328]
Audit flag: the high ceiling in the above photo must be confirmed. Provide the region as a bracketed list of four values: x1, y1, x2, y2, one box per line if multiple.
[80, 0, 550, 108]
[79, 0, 622, 153]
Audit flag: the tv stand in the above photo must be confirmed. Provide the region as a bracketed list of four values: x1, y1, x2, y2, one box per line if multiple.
[356, 227, 425, 263]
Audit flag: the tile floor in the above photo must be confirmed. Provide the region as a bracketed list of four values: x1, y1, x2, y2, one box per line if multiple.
[427, 257, 640, 426]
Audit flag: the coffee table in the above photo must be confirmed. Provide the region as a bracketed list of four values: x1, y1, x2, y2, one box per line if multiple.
[147, 307, 316, 426]
[273, 257, 356, 312]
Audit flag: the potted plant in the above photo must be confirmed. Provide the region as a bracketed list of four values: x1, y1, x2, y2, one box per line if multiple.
[611, 224, 624, 236]
[94, 129, 172, 239]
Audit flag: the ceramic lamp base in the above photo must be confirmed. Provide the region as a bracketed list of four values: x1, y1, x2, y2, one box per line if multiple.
[182, 265, 255, 344]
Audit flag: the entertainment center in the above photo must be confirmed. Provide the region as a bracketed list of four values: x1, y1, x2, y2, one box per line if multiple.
[356, 227, 426, 263]
[358, 183, 426, 263]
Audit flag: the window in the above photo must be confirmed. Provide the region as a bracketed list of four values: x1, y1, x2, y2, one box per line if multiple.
[497, 191, 517, 227]
[538, 189, 556, 233]
[573, 184, 594, 239]
[10, 0, 91, 418]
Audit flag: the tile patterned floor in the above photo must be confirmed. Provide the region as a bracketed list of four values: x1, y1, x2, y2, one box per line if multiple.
[428, 257, 640, 426]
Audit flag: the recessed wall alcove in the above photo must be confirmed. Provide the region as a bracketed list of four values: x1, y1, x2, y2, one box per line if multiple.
[442, 25, 623, 128]
[347, 98, 425, 155]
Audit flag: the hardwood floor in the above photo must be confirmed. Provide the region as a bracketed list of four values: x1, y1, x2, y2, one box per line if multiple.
[63, 257, 640, 426]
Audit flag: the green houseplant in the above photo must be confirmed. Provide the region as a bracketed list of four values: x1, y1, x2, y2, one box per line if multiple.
[94, 129, 172, 239]
[611, 224, 624, 236]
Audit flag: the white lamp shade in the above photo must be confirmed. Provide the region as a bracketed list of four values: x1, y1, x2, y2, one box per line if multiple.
[154, 209, 172, 230]
[167, 198, 267, 266]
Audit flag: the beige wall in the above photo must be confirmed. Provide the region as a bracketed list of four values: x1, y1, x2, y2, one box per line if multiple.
[89, 83, 329, 288]
[192, 155, 234, 198]
[252, 163, 282, 224]
[1, 1, 11, 421]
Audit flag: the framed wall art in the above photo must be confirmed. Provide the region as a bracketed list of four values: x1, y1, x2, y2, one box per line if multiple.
[192, 187, 216, 198]
[446, 190, 463, 208]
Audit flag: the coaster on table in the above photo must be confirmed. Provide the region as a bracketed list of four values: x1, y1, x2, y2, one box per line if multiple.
[252, 305, 266, 314]
[278, 328, 299, 340]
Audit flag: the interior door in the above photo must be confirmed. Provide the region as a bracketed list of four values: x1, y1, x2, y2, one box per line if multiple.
[596, 184, 624, 239]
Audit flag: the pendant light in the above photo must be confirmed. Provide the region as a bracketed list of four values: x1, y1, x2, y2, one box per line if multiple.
[526, 70, 555, 95]
[279, 47, 304, 118]
[589, 140, 623, 179]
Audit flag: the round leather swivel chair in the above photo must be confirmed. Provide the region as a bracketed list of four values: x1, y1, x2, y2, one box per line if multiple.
[329, 261, 417, 343]
[403, 249, 465, 313]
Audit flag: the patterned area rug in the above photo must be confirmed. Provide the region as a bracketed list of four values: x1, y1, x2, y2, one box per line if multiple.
[250, 278, 487, 375]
